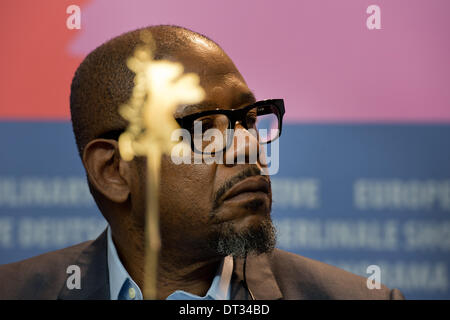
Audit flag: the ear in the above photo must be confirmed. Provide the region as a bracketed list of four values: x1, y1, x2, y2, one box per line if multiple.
[82, 139, 131, 203]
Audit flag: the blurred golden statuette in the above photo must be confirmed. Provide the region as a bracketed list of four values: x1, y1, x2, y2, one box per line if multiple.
[118, 31, 205, 300]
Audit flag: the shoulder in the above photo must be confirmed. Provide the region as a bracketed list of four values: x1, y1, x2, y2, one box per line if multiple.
[0, 240, 93, 299]
[267, 248, 404, 300]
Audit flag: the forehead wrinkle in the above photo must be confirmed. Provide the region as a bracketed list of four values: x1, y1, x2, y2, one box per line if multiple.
[175, 101, 221, 117]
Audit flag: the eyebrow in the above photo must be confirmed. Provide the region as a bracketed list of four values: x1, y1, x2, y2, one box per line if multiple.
[176, 91, 256, 118]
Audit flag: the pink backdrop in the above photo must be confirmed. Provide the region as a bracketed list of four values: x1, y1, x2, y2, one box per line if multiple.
[1, 0, 449, 122]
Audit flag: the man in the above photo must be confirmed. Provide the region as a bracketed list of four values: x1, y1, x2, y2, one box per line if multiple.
[0, 25, 404, 300]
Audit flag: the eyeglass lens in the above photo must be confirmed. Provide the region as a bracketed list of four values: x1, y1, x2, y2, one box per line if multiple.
[190, 104, 280, 154]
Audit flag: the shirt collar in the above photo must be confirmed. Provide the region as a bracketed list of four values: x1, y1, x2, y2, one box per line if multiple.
[106, 225, 233, 300]
[107, 226, 143, 300]
[166, 255, 233, 300]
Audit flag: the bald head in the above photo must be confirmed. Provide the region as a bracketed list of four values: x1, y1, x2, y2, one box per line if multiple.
[70, 25, 234, 158]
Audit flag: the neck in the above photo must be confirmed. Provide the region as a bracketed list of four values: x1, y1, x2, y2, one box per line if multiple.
[111, 224, 222, 300]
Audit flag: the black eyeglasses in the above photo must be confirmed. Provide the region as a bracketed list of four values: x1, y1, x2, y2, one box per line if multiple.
[97, 99, 285, 155]
[175, 99, 285, 154]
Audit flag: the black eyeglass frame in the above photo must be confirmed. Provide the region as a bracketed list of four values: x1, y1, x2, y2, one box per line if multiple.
[175, 98, 285, 155]
[96, 99, 285, 155]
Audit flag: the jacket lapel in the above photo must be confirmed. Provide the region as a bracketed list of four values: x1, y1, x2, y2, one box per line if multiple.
[231, 252, 283, 300]
[58, 230, 110, 300]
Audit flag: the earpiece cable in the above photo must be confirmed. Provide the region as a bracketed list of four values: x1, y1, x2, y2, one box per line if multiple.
[243, 252, 255, 300]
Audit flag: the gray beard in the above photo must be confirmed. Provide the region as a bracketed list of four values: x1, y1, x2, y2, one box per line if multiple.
[208, 218, 277, 258]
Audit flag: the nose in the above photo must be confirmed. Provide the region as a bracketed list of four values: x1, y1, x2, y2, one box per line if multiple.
[223, 121, 264, 169]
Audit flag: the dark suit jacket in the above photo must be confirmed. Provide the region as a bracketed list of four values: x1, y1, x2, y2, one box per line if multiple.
[0, 230, 404, 300]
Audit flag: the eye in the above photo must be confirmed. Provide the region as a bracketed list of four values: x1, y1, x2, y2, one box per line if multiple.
[192, 116, 215, 133]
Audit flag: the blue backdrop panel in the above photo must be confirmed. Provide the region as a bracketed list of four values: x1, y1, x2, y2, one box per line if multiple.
[0, 122, 106, 264]
[0, 122, 449, 299]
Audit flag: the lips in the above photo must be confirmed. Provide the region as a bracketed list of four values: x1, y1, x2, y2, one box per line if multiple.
[221, 175, 270, 202]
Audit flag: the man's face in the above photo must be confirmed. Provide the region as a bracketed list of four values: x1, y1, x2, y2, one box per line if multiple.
[130, 39, 276, 259]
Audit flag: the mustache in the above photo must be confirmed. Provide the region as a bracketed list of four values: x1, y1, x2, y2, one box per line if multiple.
[212, 165, 269, 210]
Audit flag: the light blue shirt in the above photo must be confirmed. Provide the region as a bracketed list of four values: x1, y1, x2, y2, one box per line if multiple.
[106, 226, 233, 300]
